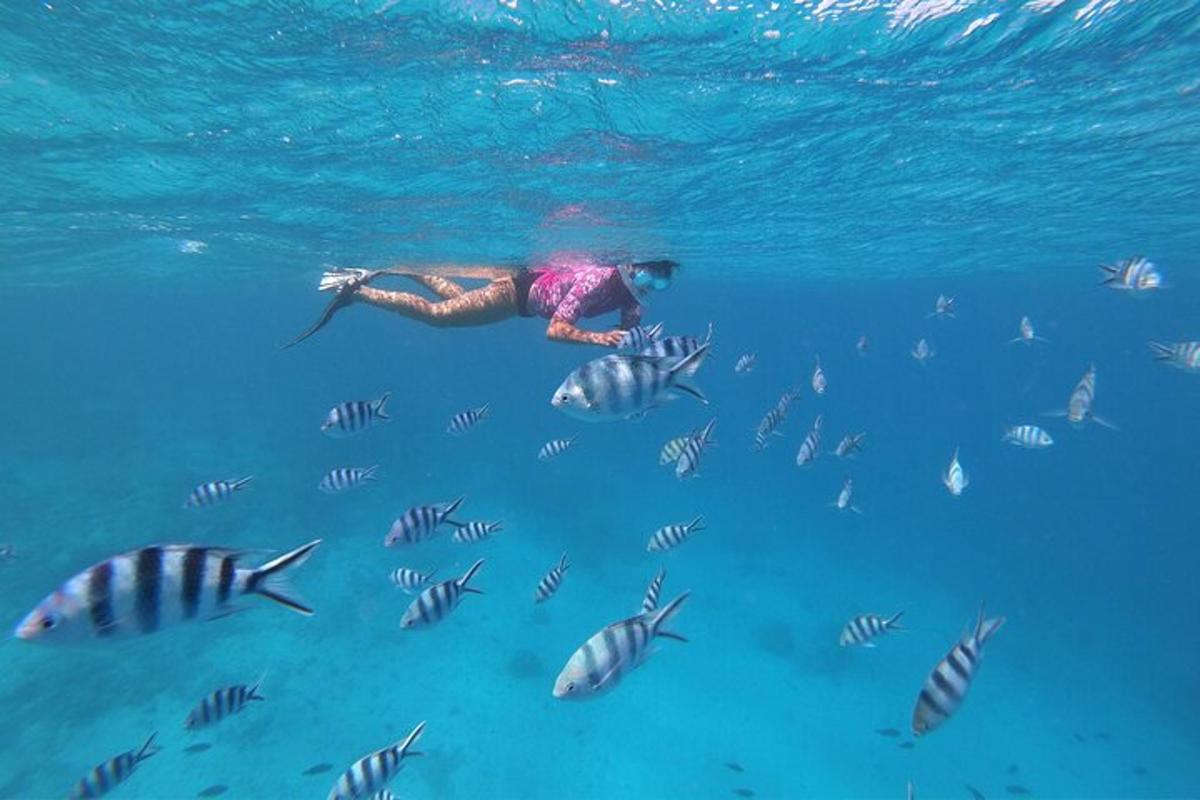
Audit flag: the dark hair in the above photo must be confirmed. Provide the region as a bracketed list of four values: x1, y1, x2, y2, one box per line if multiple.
[632, 259, 679, 278]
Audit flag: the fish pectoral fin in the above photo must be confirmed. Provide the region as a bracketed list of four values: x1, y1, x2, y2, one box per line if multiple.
[657, 630, 689, 643]
[206, 605, 250, 622]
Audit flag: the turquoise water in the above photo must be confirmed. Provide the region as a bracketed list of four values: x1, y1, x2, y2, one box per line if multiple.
[2, 2, 1199, 800]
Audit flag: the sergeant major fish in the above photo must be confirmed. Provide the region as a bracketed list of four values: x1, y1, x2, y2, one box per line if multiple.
[912, 606, 1005, 736]
[1148, 341, 1200, 372]
[15, 539, 322, 643]
[385, 498, 465, 546]
[400, 560, 484, 629]
[318, 466, 378, 494]
[551, 345, 710, 422]
[327, 721, 425, 800]
[538, 436, 578, 461]
[812, 357, 827, 396]
[796, 414, 823, 467]
[534, 553, 570, 604]
[840, 611, 904, 647]
[322, 394, 391, 438]
[676, 418, 717, 480]
[1009, 316, 1047, 345]
[1056, 364, 1115, 429]
[451, 521, 502, 544]
[912, 338, 935, 365]
[1002, 425, 1053, 449]
[734, 353, 757, 374]
[927, 294, 956, 319]
[833, 477, 861, 514]
[390, 566, 437, 594]
[641, 568, 666, 614]
[617, 322, 665, 352]
[647, 516, 704, 552]
[69, 733, 160, 799]
[942, 448, 969, 496]
[660, 434, 692, 465]
[447, 404, 489, 435]
[639, 322, 713, 375]
[184, 477, 253, 509]
[185, 677, 265, 729]
[1099, 256, 1163, 294]
[834, 432, 866, 458]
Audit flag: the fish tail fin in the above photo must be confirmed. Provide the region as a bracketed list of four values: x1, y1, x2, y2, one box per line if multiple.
[974, 604, 1005, 645]
[1147, 341, 1173, 360]
[248, 670, 268, 701]
[442, 496, 465, 519]
[688, 515, 705, 532]
[362, 465, 380, 481]
[703, 321, 714, 345]
[558, 552, 570, 572]
[374, 392, 392, 421]
[245, 539, 322, 615]
[396, 720, 427, 759]
[668, 341, 711, 385]
[478, 402, 491, 419]
[885, 610, 906, 631]
[648, 321, 664, 339]
[1097, 263, 1118, 284]
[136, 732, 161, 763]
[1092, 415, 1119, 431]
[458, 558, 485, 593]
[230, 476, 254, 492]
[650, 591, 690, 642]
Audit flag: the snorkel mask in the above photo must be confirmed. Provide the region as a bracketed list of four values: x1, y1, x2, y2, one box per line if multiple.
[618, 260, 676, 299]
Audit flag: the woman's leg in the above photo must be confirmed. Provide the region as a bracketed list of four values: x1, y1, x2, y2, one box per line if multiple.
[405, 274, 466, 299]
[355, 278, 518, 327]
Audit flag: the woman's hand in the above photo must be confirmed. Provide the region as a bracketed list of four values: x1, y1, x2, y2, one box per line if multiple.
[547, 320, 626, 347]
[594, 329, 627, 348]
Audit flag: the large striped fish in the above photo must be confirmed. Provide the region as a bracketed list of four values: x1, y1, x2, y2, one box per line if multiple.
[553, 592, 689, 700]
[641, 568, 666, 614]
[1148, 341, 1200, 372]
[1099, 256, 1162, 294]
[638, 322, 713, 375]
[942, 448, 969, 496]
[385, 498, 464, 546]
[839, 611, 904, 647]
[1002, 425, 1053, 449]
[534, 553, 569, 604]
[796, 414, 823, 467]
[676, 418, 717, 480]
[551, 344, 710, 423]
[647, 516, 704, 552]
[912, 607, 1005, 736]
[321, 394, 391, 438]
[185, 677, 265, 729]
[69, 733, 160, 799]
[447, 404, 489, 435]
[15, 539, 322, 644]
[327, 721, 425, 800]
[1056, 364, 1116, 429]
[318, 466, 379, 494]
[400, 560, 483, 629]
[1009, 316, 1047, 345]
[183, 477, 253, 509]
[617, 321, 665, 352]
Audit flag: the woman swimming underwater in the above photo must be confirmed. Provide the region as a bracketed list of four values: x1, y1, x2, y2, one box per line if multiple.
[283, 255, 678, 349]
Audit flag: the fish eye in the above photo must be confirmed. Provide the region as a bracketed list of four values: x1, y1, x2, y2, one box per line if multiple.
[559, 394, 571, 404]
[40, 614, 57, 630]
[566, 682, 576, 692]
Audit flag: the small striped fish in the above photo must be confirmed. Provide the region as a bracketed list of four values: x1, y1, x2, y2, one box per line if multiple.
[833, 477, 861, 514]
[912, 338, 934, 365]
[321, 394, 391, 438]
[752, 390, 798, 451]
[1002, 425, 1053, 449]
[0, 543, 15, 561]
[834, 432, 865, 458]
[538, 436, 578, 461]
[1099, 256, 1162, 293]
[942, 448, 969, 496]
[856, 335, 870, 356]
[447, 404, 489, 435]
[811, 357, 826, 396]
[647, 516, 704, 552]
[839, 611, 904, 647]
[676, 418, 717, 480]
[638, 322, 714, 376]
[183, 477, 253, 509]
[318, 466, 379, 494]
[534, 553, 570, 604]
[15, 539, 322, 643]
[369, 792, 397, 800]
[617, 321, 664, 352]
[185, 677, 265, 729]
[69, 734, 160, 799]
[1148, 341, 1200, 372]
[912, 607, 1005, 736]
[451, 521, 503, 544]
[659, 434, 692, 465]
[1060, 364, 1115, 429]
[327, 721, 425, 800]
[553, 591, 689, 700]
[552, 345, 710, 422]
[400, 560, 484, 629]
[1009, 316, 1047, 345]
[927, 294, 956, 319]
[641, 568, 666, 614]
[390, 567, 436, 594]
[385, 498, 464, 547]
[796, 414, 823, 467]
[734, 353, 757, 374]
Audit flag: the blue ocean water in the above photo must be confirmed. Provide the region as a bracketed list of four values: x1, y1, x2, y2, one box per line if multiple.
[2, 2, 1199, 799]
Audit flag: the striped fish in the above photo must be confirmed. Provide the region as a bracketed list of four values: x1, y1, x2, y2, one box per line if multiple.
[1099, 256, 1162, 294]
[0, 543, 15, 561]
[912, 338, 934, 365]
[69, 733, 160, 799]
[15, 539, 322, 643]
[811, 357, 826, 396]
[734, 353, 757, 374]
[318, 466, 379, 494]
[1059, 364, 1116, 429]
[834, 432, 865, 458]
[538, 436, 578, 461]
[183, 477, 252, 509]
[1148, 341, 1200, 372]
[390, 567, 436, 594]
[185, 677, 265, 729]
[638, 322, 714, 376]
[617, 321, 665, 352]
[856, 335, 870, 356]
[400, 560, 484, 629]
[369, 792, 397, 800]
[384, 498, 464, 547]
[447, 403, 490, 435]
[321, 394, 391, 438]
[641, 568, 666, 614]
[551, 345, 710, 423]
[647, 516, 704, 552]
[1009, 316, 1047, 345]
[752, 390, 798, 451]
[912, 607, 1005, 736]
[553, 591, 689, 700]
[927, 294, 956, 319]
[676, 418, 717, 480]
[796, 414, 823, 467]
[451, 521, 503, 544]
[942, 448, 969, 496]
[833, 477, 861, 514]
[659, 434, 692, 465]
[533, 553, 569, 603]
[1002, 425, 1053, 449]
[839, 611, 904, 647]
[327, 721, 425, 800]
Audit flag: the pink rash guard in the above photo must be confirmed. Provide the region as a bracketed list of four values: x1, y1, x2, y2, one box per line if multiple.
[526, 256, 642, 328]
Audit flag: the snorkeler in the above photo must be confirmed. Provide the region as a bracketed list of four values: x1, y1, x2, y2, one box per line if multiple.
[282, 256, 678, 349]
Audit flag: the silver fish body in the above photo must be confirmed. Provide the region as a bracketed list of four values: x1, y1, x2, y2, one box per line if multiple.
[659, 435, 692, 464]
[385, 498, 464, 546]
[942, 448, 969, 496]
[534, 553, 570, 603]
[327, 721, 425, 800]
[400, 560, 483, 629]
[647, 516, 704, 552]
[912, 338, 934, 365]
[1148, 341, 1200, 372]
[617, 322, 665, 352]
[390, 567, 437, 594]
[796, 414, 823, 467]
[638, 322, 713, 373]
[734, 353, 757, 373]
[1063, 364, 1115, 428]
[318, 466, 379, 494]
[812, 358, 826, 395]
[70, 734, 160, 799]
[753, 389, 798, 451]
[676, 418, 717, 480]
[927, 294, 955, 319]
[538, 437, 578, 461]
[184, 477, 253, 508]
[856, 335, 869, 355]
[451, 521, 503, 544]
[1003, 425, 1053, 449]
[185, 678, 265, 729]
[447, 404, 489, 435]
[834, 432, 865, 458]
[551, 345, 710, 422]
[834, 477, 861, 513]
[1010, 316, 1047, 345]
[839, 611, 904, 647]
[322, 394, 391, 438]
[912, 608, 1005, 735]
[1099, 256, 1162, 294]
[641, 568, 666, 614]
